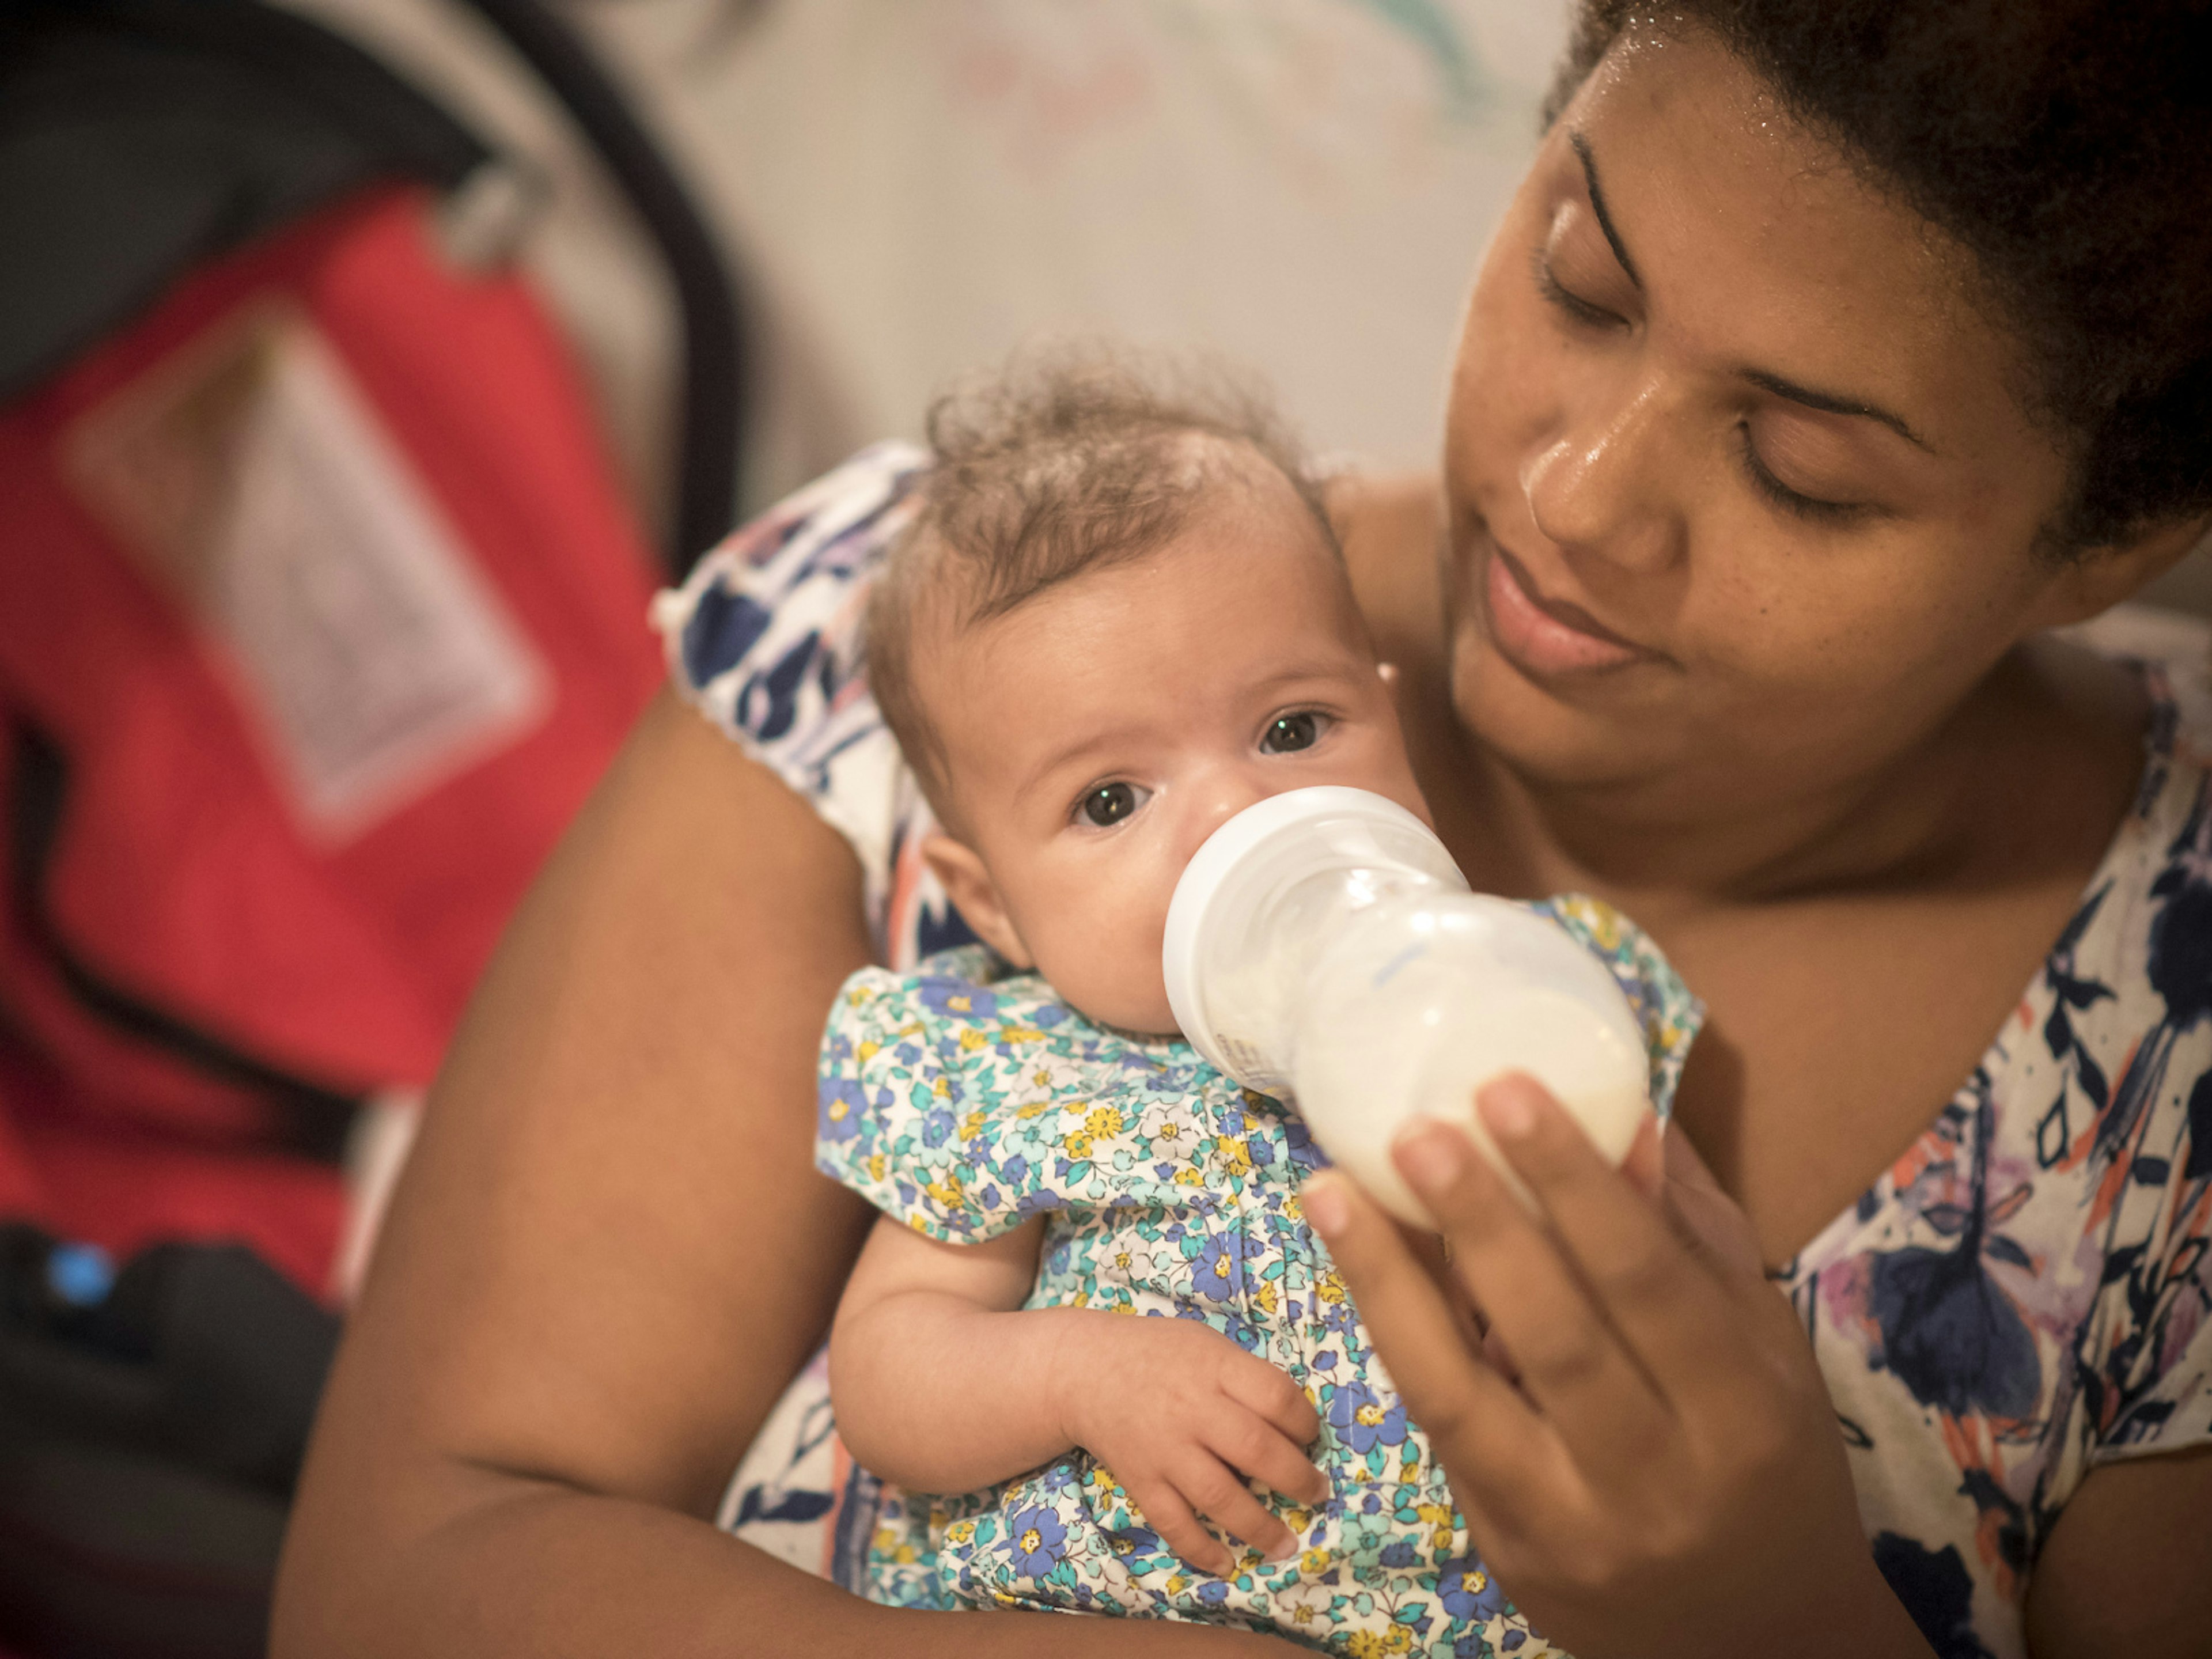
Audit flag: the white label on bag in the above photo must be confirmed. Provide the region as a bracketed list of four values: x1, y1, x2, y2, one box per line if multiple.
[66, 303, 551, 842]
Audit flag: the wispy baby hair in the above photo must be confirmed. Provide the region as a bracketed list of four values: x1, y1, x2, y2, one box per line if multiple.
[866, 345, 1333, 824]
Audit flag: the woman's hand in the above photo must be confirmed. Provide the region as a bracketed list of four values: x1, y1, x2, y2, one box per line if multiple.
[1300, 1074, 1935, 1659]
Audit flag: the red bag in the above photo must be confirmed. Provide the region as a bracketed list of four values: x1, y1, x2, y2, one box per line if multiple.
[0, 183, 664, 1291]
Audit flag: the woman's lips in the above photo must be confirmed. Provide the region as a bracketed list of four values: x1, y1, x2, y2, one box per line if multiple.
[1482, 544, 1652, 675]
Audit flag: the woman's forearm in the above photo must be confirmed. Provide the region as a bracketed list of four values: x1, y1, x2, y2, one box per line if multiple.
[275, 1450, 1295, 1658]
[831, 1299, 1104, 1493]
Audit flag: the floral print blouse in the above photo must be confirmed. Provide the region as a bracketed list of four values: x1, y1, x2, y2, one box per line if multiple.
[815, 907, 1696, 1656]
[659, 446, 2212, 1659]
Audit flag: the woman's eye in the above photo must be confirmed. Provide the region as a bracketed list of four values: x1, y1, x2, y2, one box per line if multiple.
[1261, 712, 1321, 754]
[1078, 782, 1145, 827]
[1734, 424, 1868, 526]
[1533, 252, 1628, 332]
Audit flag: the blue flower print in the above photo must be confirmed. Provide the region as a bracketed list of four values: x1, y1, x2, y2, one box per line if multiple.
[817, 1077, 865, 1142]
[919, 977, 998, 1021]
[1006, 1505, 1066, 1576]
[1328, 1381, 1408, 1452]
[1438, 1557, 1510, 1623]
[1378, 1537, 1419, 1570]
[1191, 1230, 1254, 1302]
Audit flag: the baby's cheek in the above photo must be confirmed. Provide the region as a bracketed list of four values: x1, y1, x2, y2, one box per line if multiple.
[1029, 906, 1179, 1037]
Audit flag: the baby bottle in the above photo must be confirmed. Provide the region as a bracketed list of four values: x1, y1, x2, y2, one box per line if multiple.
[1161, 786, 1650, 1226]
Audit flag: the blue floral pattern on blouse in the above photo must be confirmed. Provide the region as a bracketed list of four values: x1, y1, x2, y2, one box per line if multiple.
[815, 916, 1697, 1656]
[668, 448, 2212, 1659]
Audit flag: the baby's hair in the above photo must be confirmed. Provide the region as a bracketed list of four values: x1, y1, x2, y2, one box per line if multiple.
[867, 347, 1335, 825]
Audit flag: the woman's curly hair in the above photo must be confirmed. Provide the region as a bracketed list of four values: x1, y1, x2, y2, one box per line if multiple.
[1549, 1, 2212, 554]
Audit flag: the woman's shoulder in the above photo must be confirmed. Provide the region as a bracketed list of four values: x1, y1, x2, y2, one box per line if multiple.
[1330, 468, 1446, 676]
[647, 442, 973, 965]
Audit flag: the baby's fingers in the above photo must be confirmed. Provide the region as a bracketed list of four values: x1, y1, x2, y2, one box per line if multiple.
[1205, 1403, 1330, 1507]
[1126, 1478, 1238, 1577]
[1179, 1455, 1300, 1565]
[1223, 1351, 1323, 1450]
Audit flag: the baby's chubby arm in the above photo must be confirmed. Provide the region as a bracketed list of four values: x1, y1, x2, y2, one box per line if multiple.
[830, 1215, 1331, 1575]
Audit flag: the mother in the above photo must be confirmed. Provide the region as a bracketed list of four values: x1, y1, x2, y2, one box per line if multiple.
[273, 3, 2212, 1656]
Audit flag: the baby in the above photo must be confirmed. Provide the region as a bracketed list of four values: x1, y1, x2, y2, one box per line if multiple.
[817, 358, 1697, 1656]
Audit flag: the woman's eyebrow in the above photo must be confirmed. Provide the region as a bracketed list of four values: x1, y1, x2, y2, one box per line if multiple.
[1741, 366, 1932, 451]
[1569, 131, 1641, 288]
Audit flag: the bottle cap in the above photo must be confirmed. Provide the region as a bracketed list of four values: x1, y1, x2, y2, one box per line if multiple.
[1162, 786, 1460, 1078]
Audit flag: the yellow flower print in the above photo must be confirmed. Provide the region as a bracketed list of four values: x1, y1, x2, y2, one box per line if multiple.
[1065, 1132, 1094, 1160]
[1284, 1192, 1304, 1222]
[944, 1520, 975, 1546]
[1417, 1501, 1456, 1552]
[865, 1153, 887, 1183]
[1033, 1069, 1052, 1087]
[1290, 1604, 1316, 1625]
[1281, 1506, 1312, 1533]
[1347, 1633, 1389, 1658]
[1317, 1271, 1347, 1305]
[1016, 1099, 1055, 1119]
[1165, 1575, 1188, 1595]
[931, 1077, 950, 1097]
[1253, 1280, 1279, 1316]
[824, 1096, 851, 1126]
[944, 993, 973, 1013]
[1385, 1626, 1414, 1653]
[958, 1028, 988, 1051]
[998, 1024, 1044, 1044]
[1155, 1119, 1184, 1142]
[857, 1039, 880, 1063]
[921, 1169, 965, 1210]
[1173, 1166, 1207, 1186]
[1217, 1138, 1255, 1177]
[1300, 1548, 1332, 1576]
[1084, 1105, 1124, 1139]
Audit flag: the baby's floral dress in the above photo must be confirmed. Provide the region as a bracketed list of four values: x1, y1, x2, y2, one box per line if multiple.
[663, 446, 2212, 1659]
[815, 906, 1700, 1658]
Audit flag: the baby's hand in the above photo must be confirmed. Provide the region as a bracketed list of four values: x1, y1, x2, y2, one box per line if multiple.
[1053, 1313, 1330, 1576]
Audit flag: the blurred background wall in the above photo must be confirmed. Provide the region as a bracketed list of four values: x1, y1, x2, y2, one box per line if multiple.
[279, 0, 1578, 531]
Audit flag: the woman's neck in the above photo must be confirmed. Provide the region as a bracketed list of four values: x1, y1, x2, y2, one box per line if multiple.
[1412, 639, 2146, 922]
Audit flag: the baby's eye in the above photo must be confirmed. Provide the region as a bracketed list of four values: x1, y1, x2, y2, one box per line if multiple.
[1078, 782, 1147, 827]
[1260, 712, 1323, 754]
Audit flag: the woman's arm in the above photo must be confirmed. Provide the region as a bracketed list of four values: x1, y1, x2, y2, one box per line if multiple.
[2025, 1442, 2212, 1656]
[831, 1217, 1328, 1572]
[271, 690, 1294, 1658]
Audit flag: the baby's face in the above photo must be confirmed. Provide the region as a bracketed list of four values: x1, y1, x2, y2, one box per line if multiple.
[920, 461, 1429, 1033]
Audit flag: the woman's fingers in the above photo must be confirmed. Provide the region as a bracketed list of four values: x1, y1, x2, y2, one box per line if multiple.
[1301, 1169, 1562, 1513]
[1660, 1117, 1769, 1285]
[1391, 1103, 1676, 1464]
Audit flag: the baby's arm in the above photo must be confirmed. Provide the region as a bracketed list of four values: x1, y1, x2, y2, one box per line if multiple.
[830, 1215, 1330, 1574]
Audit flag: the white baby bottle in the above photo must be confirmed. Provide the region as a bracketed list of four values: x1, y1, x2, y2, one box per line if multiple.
[1161, 787, 1650, 1226]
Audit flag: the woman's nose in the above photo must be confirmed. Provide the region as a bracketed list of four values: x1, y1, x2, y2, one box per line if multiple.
[1520, 376, 1680, 573]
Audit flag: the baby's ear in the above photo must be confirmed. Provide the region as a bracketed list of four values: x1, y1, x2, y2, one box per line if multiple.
[921, 833, 1035, 969]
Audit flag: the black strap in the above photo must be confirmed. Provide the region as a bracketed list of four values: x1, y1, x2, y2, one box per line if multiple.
[0, 0, 489, 402]
[6, 725, 363, 1163]
[458, 0, 747, 572]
